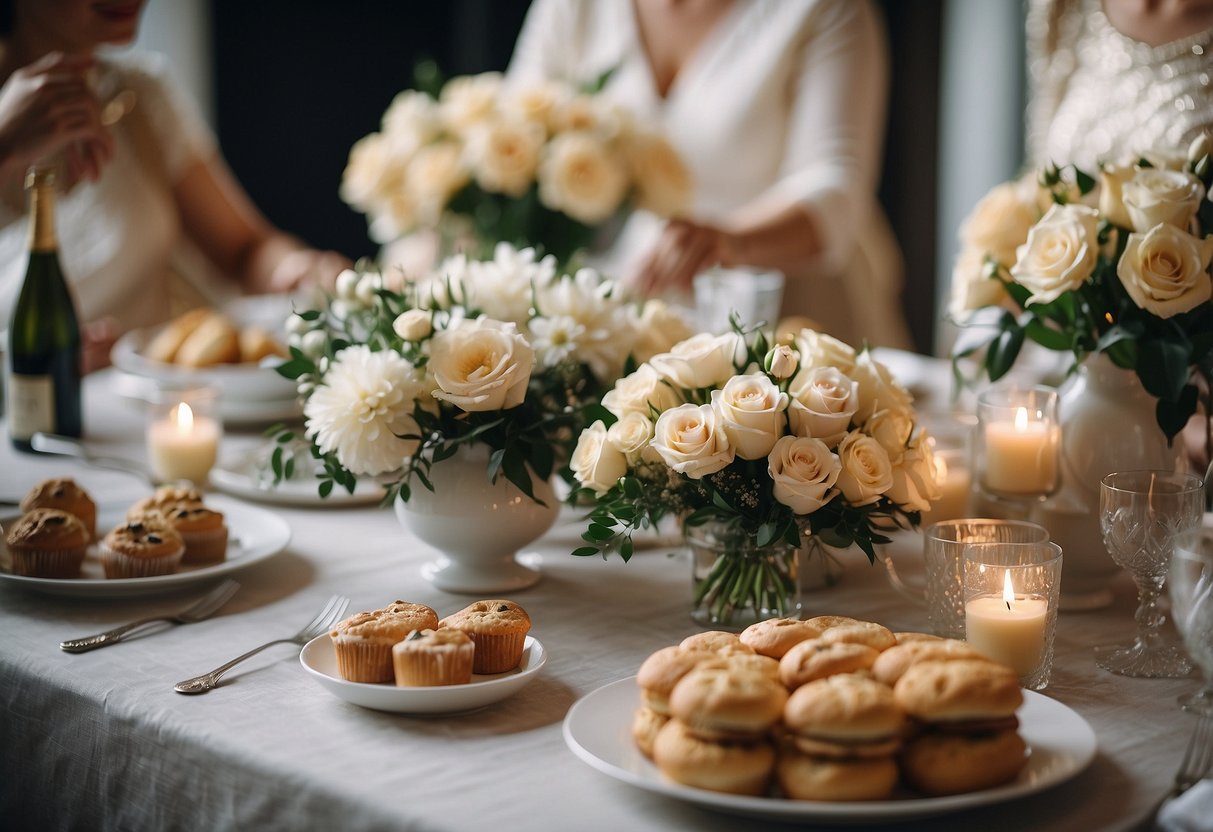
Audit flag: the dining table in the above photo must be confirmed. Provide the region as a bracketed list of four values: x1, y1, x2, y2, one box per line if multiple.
[0, 356, 1206, 832]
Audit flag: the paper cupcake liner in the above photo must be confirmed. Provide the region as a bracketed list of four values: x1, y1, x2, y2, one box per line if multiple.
[180, 526, 229, 566]
[393, 645, 474, 687]
[100, 543, 185, 579]
[332, 639, 395, 684]
[468, 631, 527, 674]
[9, 545, 87, 579]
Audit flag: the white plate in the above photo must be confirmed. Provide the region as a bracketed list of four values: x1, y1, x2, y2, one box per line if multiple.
[210, 450, 384, 507]
[0, 495, 291, 598]
[300, 634, 546, 714]
[562, 677, 1097, 824]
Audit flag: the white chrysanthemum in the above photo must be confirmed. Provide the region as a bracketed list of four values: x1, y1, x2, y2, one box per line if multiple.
[464, 243, 556, 326]
[532, 267, 634, 380]
[304, 345, 422, 476]
[528, 314, 586, 368]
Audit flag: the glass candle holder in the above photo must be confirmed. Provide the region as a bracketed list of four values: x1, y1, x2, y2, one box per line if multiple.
[146, 385, 222, 486]
[963, 539, 1063, 690]
[974, 385, 1061, 502]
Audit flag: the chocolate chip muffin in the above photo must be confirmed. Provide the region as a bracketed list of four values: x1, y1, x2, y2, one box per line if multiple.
[100, 519, 185, 579]
[5, 508, 90, 578]
[439, 600, 531, 674]
[330, 601, 441, 683]
[20, 478, 97, 540]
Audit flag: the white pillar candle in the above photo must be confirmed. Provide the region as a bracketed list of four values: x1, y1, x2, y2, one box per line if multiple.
[966, 571, 1048, 676]
[982, 407, 1058, 496]
[148, 402, 220, 484]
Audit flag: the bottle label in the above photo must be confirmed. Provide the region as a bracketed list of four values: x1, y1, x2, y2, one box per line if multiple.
[8, 373, 54, 441]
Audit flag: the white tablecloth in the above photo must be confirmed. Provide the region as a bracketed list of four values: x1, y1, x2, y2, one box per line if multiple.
[0, 366, 1204, 831]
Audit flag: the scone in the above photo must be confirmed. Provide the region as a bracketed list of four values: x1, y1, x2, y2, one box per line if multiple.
[154, 504, 229, 566]
[100, 519, 185, 578]
[5, 508, 90, 578]
[330, 601, 441, 683]
[440, 600, 531, 674]
[20, 478, 97, 540]
[392, 628, 475, 687]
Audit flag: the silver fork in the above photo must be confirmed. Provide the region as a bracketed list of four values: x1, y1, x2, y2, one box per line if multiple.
[173, 594, 350, 694]
[61, 579, 240, 653]
[1152, 713, 1213, 829]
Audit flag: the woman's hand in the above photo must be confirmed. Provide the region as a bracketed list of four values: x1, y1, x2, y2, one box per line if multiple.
[266, 247, 351, 293]
[0, 52, 113, 184]
[81, 317, 120, 375]
[627, 218, 730, 297]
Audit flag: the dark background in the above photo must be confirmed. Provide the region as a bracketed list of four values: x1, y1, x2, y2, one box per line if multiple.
[211, 0, 943, 353]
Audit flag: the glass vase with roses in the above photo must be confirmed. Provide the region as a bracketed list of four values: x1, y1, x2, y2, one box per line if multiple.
[568, 325, 941, 628]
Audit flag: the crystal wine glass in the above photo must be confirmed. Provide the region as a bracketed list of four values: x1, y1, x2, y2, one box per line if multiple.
[1170, 526, 1213, 712]
[1096, 470, 1204, 677]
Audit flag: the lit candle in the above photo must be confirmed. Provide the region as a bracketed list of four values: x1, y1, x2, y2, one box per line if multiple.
[147, 402, 221, 484]
[982, 407, 1058, 496]
[921, 451, 972, 525]
[965, 571, 1048, 677]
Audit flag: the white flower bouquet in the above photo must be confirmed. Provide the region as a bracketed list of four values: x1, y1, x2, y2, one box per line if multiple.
[274, 243, 693, 502]
[340, 70, 692, 266]
[951, 135, 1213, 451]
[568, 325, 940, 623]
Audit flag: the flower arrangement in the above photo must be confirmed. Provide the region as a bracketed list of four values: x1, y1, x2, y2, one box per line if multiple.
[950, 136, 1213, 451]
[339, 70, 692, 267]
[273, 243, 693, 502]
[567, 325, 940, 623]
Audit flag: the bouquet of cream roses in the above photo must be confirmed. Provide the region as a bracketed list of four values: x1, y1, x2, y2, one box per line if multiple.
[340, 70, 692, 267]
[273, 243, 693, 502]
[950, 136, 1213, 449]
[568, 325, 940, 624]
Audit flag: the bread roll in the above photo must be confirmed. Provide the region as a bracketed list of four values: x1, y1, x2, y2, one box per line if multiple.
[899, 729, 1028, 796]
[779, 639, 880, 690]
[636, 646, 715, 715]
[782, 673, 904, 753]
[239, 325, 286, 363]
[652, 719, 775, 796]
[669, 665, 788, 740]
[739, 618, 823, 659]
[819, 621, 897, 653]
[872, 639, 986, 686]
[143, 308, 211, 364]
[174, 313, 241, 367]
[893, 659, 1023, 722]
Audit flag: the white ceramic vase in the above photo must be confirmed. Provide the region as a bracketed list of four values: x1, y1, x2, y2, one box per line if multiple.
[1031, 354, 1183, 610]
[394, 445, 558, 594]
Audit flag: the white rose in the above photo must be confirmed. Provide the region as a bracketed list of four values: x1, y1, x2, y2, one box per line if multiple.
[393, 309, 433, 341]
[887, 431, 941, 514]
[793, 329, 857, 375]
[428, 317, 535, 411]
[570, 421, 627, 493]
[354, 272, 382, 306]
[767, 435, 841, 515]
[367, 189, 418, 244]
[1098, 158, 1137, 229]
[1010, 203, 1101, 305]
[710, 373, 788, 460]
[1117, 224, 1213, 318]
[381, 90, 440, 155]
[629, 299, 695, 364]
[851, 351, 913, 424]
[764, 344, 798, 379]
[949, 246, 1007, 319]
[607, 412, 655, 463]
[625, 131, 692, 216]
[835, 430, 893, 506]
[300, 330, 328, 358]
[437, 72, 502, 135]
[1122, 168, 1206, 233]
[335, 269, 361, 301]
[340, 132, 394, 211]
[1138, 147, 1188, 171]
[649, 332, 744, 390]
[787, 366, 858, 447]
[538, 131, 629, 224]
[651, 403, 734, 479]
[959, 178, 1040, 265]
[601, 363, 683, 419]
[405, 141, 470, 225]
[1189, 133, 1212, 165]
[866, 407, 916, 464]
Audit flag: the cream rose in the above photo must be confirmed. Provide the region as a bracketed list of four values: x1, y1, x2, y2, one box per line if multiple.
[464, 117, 544, 198]
[570, 420, 627, 493]
[835, 430, 893, 506]
[1122, 169, 1206, 233]
[651, 403, 734, 479]
[1098, 158, 1136, 229]
[867, 407, 916, 464]
[340, 132, 393, 211]
[767, 435, 841, 515]
[959, 178, 1040, 265]
[437, 72, 502, 135]
[887, 432, 941, 514]
[607, 411, 655, 463]
[949, 246, 1007, 319]
[1117, 224, 1213, 318]
[381, 89, 440, 156]
[710, 373, 788, 460]
[851, 351, 913, 425]
[1010, 203, 1101, 305]
[649, 332, 744, 390]
[428, 318, 535, 411]
[406, 141, 470, 225]
[601, 364, 683, 419]
[764, 345, 798, 380]
[629, 300, 695, 364]
[393, 309, 433, 341]
[793, 329, 857, 375]
[500, 80, 571, 133]
[538, 131, 629, 224]
[626, 131, 692, 216]
[787, 366, 858, 447]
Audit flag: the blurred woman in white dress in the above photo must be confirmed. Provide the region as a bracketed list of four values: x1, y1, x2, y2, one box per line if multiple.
[508, 0, 912, 349]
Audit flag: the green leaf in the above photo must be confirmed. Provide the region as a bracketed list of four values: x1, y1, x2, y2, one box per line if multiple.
[619, 538, 634, 562]
[271, 446, 283, 480]
[583, 524, 616, 542]
[1138, 339, 1190, 402]
[274, 357, 313, 380]
[275, 431, 296, 444]
[283, 457, 295, 481]
[756, 523, 777, 548]
[571, 546, 601, 558]
[1024, 320, 1071, 351]
[985, 327, 1025, 380]
[319, 479, 334, 499]
[1156, 384, 1199, 443]
[1074, 167, 1096, 194]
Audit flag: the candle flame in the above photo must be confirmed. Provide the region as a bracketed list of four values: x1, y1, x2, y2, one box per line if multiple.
[1002, 570, 1015, 607]
[1014, 407, 1028, 432]
[174, 402, 195, 434]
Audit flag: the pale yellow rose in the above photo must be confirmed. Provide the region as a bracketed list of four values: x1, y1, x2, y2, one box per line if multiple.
[629, 300, 695, 364]
[551, 94, 621, 136]
[651, 403, 734, 479]
[787, 366, 858, 447]
[1010, 203, 1101, 305]
[710, 373, 788, 460]
[428, 318, 535, 411]
[887, 431, 941, 514]
[1098, 158, 1137, 229]
[648, 332, 743, 390]
[764, 344, 799, 380]
[406, 141, 470, 225]
[607, 412, 655, 463]
[793, 329, 857, 375]
[852, 351, 913, 425]
[835, 430, 894, 506]
[601, 363, 683, 419]
[626, 131, 692, 217]
[500, 80, 572, 134]
[948, 246, 1007, 319]
[1122, 168, 1205, 232]
[381, 89, 441, 156]
[959, 178, 1040, 265]
[464, 117, 544, 198]
[767, 435, 841, 515]
[538, 131, 629, 224]
[570, 420, 628, 493]
[867, 407, 916, 463]
[1117, 224, 1213, 319]
[340, 132, 396, 212]
[438, 72, 502, 135]
[392, 309, 433, 341]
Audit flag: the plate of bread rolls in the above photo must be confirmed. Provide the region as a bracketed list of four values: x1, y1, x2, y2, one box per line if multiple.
[562, 617, 1096, 822]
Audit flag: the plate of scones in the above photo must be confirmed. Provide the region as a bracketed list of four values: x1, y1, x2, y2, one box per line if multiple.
[301, 599, 546, 714]
[0, 480, 290, 597]
[563, 616, 1096, 823]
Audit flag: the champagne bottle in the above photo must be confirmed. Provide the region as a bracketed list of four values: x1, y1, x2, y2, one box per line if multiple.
[7, 167, 82, 450]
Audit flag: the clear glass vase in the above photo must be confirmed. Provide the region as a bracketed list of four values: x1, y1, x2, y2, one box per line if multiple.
[686, 522, 801, 630]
